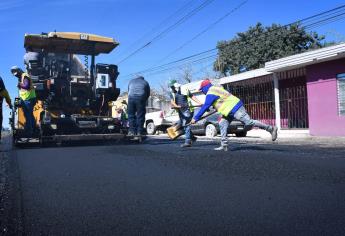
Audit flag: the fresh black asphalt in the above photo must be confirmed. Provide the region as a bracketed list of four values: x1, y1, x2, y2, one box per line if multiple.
[12, 136, 345, 235]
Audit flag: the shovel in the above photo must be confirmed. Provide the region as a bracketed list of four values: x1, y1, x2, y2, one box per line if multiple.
[167, 111, 217, 140]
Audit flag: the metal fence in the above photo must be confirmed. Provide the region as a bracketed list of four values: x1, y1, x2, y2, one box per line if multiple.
[224, 69, 309, 129]
[226, 77, 276, 127]
[279, 78, 309, 129]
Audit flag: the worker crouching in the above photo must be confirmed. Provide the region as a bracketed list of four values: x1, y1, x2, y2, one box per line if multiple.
[191, 80, 278, 151]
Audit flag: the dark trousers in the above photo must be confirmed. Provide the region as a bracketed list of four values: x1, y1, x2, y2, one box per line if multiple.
[128, 97, 147, 135]
[21, 98, 36, 136]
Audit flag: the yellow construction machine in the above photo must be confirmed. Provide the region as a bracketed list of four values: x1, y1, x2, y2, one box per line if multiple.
[10, 32, 127, 145]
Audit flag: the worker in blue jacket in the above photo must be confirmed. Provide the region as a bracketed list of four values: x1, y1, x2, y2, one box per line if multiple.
[191, 80, 278, 151]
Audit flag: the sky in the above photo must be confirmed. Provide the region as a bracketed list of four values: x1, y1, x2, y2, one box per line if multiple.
[1, 0, 345, 127]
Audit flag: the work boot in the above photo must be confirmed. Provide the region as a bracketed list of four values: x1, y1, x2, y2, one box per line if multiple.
[214, 145, 228, 151]
[180, 143, 192, 148]
[270, 126, 278, 141]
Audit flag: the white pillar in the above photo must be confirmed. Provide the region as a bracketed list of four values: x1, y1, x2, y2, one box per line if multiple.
[273, 73, 281, 130]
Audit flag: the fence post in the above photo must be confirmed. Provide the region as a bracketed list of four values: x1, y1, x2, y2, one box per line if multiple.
[273, 73, 281, 130]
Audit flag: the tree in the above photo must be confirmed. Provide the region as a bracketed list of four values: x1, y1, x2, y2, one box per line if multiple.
[177, 66, 193, 83]
[150, 83, 170, 101]
[215, 23, 325, 75]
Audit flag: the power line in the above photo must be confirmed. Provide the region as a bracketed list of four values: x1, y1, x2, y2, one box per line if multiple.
[159, 0, 249, 63]
[139, 55, 217, 77]
[117, 0, 216, 64]
[123, 48, 216, 77]
[304, 11, 345, 29]
[122, 4, 345, 79]
[117, 0, 198, 59]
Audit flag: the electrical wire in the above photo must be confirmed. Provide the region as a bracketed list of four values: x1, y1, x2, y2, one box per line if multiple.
[117, 0, 216, 64]
[122, 4, 345, 78]
[117, 0, 198, 58]
[159, 0, 249, 63]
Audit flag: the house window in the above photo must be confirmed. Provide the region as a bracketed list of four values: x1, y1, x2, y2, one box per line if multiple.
[337, 73, 345, 116]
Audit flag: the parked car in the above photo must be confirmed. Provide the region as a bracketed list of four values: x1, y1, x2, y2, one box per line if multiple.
[144, 108, 179, 135]
[145, 108, 247, 137]
[190, 108, 247, 138]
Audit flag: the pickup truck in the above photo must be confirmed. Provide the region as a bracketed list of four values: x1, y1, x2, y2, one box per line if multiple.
[144, 109, 179, 135]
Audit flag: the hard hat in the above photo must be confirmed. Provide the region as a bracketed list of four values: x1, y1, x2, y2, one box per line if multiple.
[169, 79, 177, 87]
[173, 82, 181, 89]
[199, 79, 212, 90]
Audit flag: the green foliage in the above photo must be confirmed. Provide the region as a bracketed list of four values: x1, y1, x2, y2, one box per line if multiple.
[215, 23, 325, 75]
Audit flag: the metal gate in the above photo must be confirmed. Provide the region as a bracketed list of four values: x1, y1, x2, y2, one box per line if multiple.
[279, 77, 309, 129]
[224, 70, 309, 129]
[226, 76, 276, 127]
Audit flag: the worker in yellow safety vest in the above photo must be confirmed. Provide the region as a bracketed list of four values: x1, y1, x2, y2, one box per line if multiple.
[191, 80, 278, 151]
[169, 79, 202, 147]
[11, 66, 36, 137]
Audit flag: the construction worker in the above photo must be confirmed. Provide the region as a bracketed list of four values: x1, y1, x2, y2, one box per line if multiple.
[169, 79, 202, 147]
[127, 76, 150, 136]
[10, 66, 36, 137]
[0, 76, 13, 143]
[191, 80, 278, 151]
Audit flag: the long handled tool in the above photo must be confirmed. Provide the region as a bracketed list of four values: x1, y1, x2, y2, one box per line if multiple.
[167, 111, 217, 140]
[172, 104, 202, 109]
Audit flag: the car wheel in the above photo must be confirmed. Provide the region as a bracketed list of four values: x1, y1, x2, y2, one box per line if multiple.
[146, 122, 156, 135]
[235, 131, 247, 137]
[205, 124, 217, 138]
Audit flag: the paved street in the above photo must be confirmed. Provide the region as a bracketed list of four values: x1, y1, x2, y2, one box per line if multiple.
[5, 134, 345, 235]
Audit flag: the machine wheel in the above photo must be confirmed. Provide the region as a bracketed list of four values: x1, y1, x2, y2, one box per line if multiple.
[146, 122, 156, 135]
[235, 131, 247, 137]
[205, 124, 217, 138]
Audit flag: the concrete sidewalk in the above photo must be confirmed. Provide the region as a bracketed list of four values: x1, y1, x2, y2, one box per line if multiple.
[246, 129, 310, 139]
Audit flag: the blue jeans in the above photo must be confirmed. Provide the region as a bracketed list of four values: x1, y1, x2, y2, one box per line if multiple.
[177, 110, 193, 144]
[21, 98, 36, 136]
[219, 106, 272, 146]
[128, 97, 147, 135]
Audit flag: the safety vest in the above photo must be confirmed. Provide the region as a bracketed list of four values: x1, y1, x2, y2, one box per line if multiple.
[207, 86, 240, 117]
[172, 87, 195, 112]
[19, 73, 36, 101]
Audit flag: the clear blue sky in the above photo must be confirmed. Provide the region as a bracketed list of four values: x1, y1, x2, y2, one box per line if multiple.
[1, 0, 345, 127]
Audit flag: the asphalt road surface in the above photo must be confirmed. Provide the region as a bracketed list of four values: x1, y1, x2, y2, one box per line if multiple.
[11, 136, 345, 235]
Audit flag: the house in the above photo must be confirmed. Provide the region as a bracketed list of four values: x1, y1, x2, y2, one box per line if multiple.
[219, 42, 345, 136]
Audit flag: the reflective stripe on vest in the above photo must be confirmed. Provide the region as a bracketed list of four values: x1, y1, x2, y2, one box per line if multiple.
[207, 86, 240, 117]
[19, 73, 36, 100]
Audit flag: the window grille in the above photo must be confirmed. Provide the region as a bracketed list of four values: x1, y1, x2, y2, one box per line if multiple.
[337, 73, 345, 116]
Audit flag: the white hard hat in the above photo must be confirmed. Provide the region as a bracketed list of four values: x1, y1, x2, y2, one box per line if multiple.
[174, 82, 181, 88]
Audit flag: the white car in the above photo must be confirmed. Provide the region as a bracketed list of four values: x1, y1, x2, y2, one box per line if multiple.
[144, 109, 179, 135]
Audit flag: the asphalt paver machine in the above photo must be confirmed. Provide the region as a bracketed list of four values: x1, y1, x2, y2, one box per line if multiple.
[10, 32, 128, 145]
